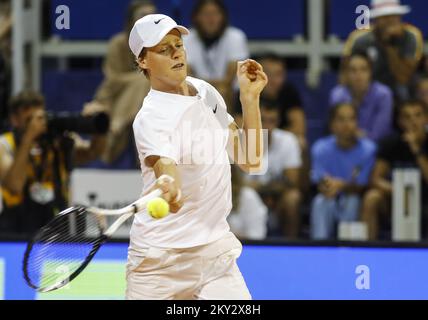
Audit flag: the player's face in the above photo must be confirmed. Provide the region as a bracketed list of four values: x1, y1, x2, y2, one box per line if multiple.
[331, 105, 358, 141]
[140, 29, 187, 88]
[347, 56, 371, 92]
[260, 59, 285, 96]
[398, 104, 426, 134]
[195, 2, 224, 36]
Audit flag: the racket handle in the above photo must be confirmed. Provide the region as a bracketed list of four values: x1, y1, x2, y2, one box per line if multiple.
[132, 188, 163, 212]
[103, 189, 163, 237]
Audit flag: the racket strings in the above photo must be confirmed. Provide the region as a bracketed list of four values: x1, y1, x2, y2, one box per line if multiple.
[24, 207, 105, 291]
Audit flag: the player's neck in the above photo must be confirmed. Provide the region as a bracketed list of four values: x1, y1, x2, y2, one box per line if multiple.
[151, 78, 196, 96]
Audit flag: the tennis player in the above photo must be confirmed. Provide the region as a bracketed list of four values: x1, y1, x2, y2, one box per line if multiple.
[126, 14, 267, 300]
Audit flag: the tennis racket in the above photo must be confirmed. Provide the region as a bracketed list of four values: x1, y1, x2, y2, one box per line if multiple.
[22, 188, 162, 293]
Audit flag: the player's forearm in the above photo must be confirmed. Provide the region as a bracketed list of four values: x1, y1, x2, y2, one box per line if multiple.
[240, 94, 263, 170]
[3, 137, 32, 194]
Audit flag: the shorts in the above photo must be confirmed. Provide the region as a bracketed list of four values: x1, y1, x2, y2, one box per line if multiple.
[125, 231, 252, 300]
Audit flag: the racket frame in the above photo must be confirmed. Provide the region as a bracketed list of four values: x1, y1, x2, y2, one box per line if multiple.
[22, 189, 163, 292]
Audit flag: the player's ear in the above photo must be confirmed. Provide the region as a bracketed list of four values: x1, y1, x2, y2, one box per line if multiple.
[137, 57, 147, 70]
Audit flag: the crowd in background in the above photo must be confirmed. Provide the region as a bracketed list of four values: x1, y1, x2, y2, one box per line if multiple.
[0, 0, 428, 242]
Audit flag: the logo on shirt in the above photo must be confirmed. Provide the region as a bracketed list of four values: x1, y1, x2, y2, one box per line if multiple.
[154, 18, 166, 24]
[213, 104, 218, 114]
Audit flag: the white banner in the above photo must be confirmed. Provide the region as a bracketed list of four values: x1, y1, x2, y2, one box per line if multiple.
[70, 169, 143, 238]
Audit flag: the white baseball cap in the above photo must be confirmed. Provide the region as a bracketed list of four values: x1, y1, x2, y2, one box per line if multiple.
[128, 14, 189, 58]
[370, 0, 411, 19]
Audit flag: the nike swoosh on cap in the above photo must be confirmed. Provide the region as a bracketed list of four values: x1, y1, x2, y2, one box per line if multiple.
[154, 18, 166, 24]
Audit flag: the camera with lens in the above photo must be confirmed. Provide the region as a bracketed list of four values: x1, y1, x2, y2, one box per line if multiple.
[44, 111, 110, 139]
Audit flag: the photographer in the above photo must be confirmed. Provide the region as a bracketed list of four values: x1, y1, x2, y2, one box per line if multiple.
[0, 91, 107, 235]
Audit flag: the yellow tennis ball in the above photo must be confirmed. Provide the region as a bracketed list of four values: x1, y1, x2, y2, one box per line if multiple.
[147, 197, 170, 219]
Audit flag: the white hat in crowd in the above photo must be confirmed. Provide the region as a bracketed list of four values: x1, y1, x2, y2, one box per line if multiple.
[370, 0, 411, 19]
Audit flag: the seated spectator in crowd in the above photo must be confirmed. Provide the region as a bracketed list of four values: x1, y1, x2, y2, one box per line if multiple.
[256, 53, 310, 193]
[228, 165, 268, 240]
[92, 0, 155, 165]
[310, 103, 376, 240]
[184, 0, 249, 107]
[245, 102, 302, 239]
[0, 0, 11, 132]
[343, 0, 423, 101]
[362, 100, 428, 240]
[0, 91, 106, 235]
[416, 76, 428, 114]
[257, 53, 305, 144]
[330, 52, 394, 142]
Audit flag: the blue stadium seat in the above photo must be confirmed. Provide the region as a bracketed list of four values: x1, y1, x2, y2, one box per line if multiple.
[42, 69, 103, 113]
[50, 0, 304, 40]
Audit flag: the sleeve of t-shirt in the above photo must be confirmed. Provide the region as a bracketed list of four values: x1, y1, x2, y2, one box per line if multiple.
[228, 29, 250, 62]
[345, 31, 369, 56]
[133, 111, 180, 164]
[281, 133, 302, 169]
[402, 30, 422, 60]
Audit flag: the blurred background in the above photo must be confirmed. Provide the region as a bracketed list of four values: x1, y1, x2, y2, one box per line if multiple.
[1, 0, 428, 299]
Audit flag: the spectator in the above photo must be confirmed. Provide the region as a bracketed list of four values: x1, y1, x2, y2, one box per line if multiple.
[257, 54, 304, 136]
[343, 0, 423, 101]
[256, 53, 310, 193]
[184, 0, 249, 107]
[228, 165, 268, 240]
[245, 101, 302, 239]
[0, 91, 106, 235]
[330, 52, 394, 142]
[361, 100, 428, 240]
[310, 103, 376, 240]
[93, 0, 155, 165]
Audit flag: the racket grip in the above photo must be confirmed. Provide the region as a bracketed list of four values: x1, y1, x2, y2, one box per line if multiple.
[132, 189, 163, 212]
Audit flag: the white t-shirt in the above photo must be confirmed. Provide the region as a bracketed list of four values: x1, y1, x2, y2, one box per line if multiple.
[183, 27, 249, 80]
[246, 128, 302, 185]
[131, 76, 235, 249]
[227, 187, 268, 240]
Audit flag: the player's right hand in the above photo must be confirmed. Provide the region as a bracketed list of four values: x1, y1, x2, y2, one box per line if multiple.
[155, 174, 183, 213]
[24, 109, 47, 142]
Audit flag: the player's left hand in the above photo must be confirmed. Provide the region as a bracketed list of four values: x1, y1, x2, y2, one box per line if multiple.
[237, 59, 268, 98]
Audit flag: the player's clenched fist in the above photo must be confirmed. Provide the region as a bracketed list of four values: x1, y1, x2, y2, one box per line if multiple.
[236, 59, 268, 99]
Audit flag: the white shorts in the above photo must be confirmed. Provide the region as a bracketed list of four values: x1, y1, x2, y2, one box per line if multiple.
[125, 232, 252, 300]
